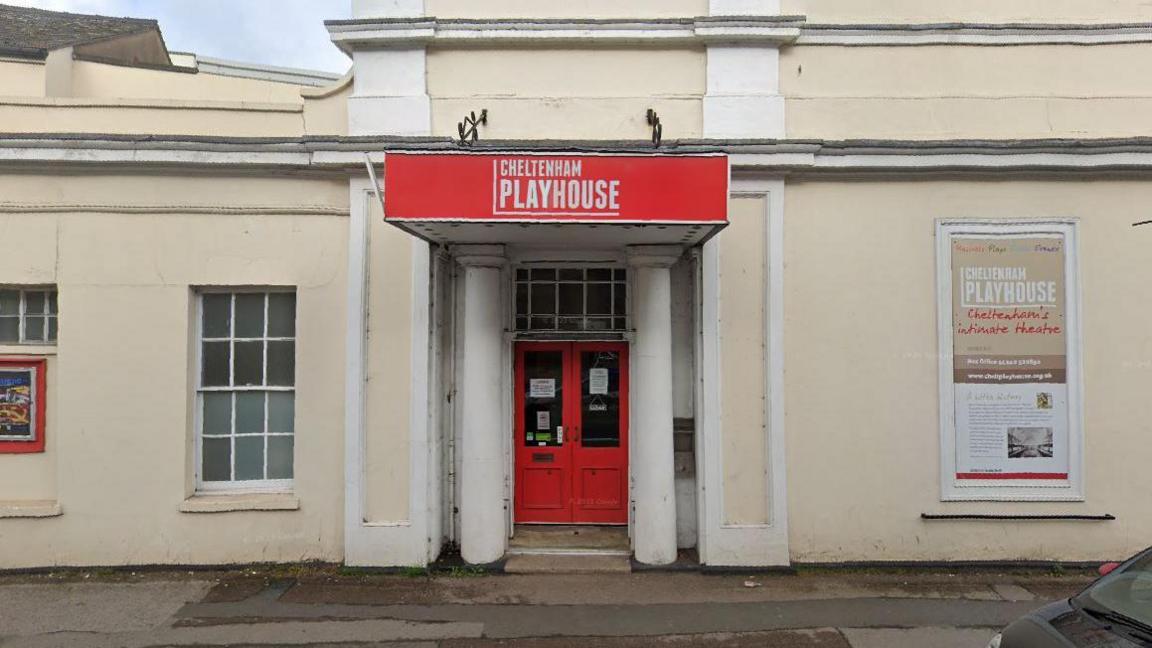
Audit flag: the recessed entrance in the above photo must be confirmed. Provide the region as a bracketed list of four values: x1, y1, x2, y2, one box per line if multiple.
[514, 341, 629, 524]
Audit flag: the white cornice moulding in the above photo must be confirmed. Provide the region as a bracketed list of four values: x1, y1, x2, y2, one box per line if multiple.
[326, 17, 804, 51]
[798, 23, 1152, 46]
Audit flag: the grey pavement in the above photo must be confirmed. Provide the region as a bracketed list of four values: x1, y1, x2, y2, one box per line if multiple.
[0, 569, 1093, 647]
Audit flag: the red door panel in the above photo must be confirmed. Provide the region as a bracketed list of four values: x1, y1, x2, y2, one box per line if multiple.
[514, 341, 629, 525]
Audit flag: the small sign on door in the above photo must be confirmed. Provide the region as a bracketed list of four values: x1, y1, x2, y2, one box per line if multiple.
[536, 410, 551, 430]
[589, 368, 609, 395]
[529, 378, 556, 399]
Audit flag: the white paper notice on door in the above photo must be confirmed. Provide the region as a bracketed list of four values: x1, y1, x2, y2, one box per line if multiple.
[536, 410, 550, 430]
[589, 368, 609, 395]
[529, 378, 556, 399]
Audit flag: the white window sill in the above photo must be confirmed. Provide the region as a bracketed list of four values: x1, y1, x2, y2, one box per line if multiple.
[0, 499, 61, 518]
[179, 493, 299, 514]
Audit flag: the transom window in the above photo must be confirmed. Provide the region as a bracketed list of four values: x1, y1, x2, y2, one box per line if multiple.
[197, 290, 296, 489]
[515, 267, 627, 332]
[0, 288, 57, 344]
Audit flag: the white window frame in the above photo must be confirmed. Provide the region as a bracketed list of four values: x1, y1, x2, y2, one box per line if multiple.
[0, 287, 58, 345]
[936, 219, 1084, 501]
[194, 288, 296, 493]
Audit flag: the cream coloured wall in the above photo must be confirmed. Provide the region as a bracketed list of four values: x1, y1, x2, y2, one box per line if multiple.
[0, 59, 45, 97]
[784, 178, 1152, 562]
[783, 45, 1152, 139]
[71, 60, 306, 104]
[718, 196, 770, 526]
[425, 0, 707, 18]
[0, 174, 350, 568]
[427, 48, 705, 140]
[783, 0, 1152, 23]
[303, 78, 352, 136]
[0, 98, 304, 137]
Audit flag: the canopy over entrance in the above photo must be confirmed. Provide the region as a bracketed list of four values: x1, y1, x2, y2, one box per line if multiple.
[379, 152, 729, 248]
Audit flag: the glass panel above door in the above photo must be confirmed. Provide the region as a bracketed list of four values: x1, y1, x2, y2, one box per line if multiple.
[515, 267, 627, 332]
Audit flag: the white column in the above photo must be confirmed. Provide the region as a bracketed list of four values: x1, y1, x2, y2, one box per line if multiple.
[455, 245, 507, 565]
[628, 245, 681, 565]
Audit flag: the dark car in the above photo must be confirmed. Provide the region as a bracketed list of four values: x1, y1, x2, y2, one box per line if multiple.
[990, 547, 1152, 647]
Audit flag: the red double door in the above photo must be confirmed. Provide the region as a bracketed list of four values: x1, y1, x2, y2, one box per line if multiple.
[514, 341, 629, 524]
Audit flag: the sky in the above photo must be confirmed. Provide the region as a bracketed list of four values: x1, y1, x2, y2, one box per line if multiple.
[8, 0, 352, 73]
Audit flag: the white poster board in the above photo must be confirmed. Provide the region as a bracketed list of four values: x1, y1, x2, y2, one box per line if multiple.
[937, 221, 1083, 501]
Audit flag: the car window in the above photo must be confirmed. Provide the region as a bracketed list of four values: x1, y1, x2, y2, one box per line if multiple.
[1085, 553, 1152, 625]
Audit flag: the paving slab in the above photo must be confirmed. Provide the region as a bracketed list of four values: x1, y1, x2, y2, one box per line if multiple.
[443, 629, 850, 647]
[841, 627, 1001, 648]
[0, 581, 212, 637]
[504, 554, 631, 574]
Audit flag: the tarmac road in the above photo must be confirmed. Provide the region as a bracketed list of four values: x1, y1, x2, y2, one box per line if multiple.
[0, 568, 1093, 647]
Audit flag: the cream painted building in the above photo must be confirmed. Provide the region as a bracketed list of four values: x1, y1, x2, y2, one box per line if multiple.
[0, 0, 1149, 570]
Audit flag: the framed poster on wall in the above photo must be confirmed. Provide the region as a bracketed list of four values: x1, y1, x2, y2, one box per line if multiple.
[936, 221, 1082, 501]
[0, 357, 47, 454]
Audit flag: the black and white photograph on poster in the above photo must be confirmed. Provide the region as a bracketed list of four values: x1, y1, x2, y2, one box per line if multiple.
[1008, 427, 1054, 458]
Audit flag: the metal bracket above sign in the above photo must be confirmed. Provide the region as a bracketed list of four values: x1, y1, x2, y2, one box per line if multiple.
[646, 109, 663, 148]
[458, 109, 488, 145]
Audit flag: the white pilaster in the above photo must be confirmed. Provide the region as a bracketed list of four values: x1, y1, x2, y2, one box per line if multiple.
[352, 0, 424, 18]
[628, 245, 682, 565]
[703, 45, 784, 139]
[709, 0, 781, 14]
[348, 48, 431, 136]
[455, 245, 508, 565]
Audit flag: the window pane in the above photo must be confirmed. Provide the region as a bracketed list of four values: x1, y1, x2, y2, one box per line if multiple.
[613, 268, 627, 281]
[202, 294, 231, 338]
[46, 317, 57, 342]
[235, 392, 264, 435]
[234, 341, 264, 386]
[202, 393, 232, 436]
[614, 317, 627, 330]
[558, 283, 582, 315]
[530, 268, 556, 281]
[47, 292, 57, 315]
[0, 291, 18, 316]
[515, 268, 529, 281]
[267, 341, 295, 387]
[201, 341, 231, 387]
[558, 316, 583, 331]
[267, 293, 296, 337]
[530, 316, 555, 330]
[234, 436, 265, 481]
[24, 316, 43, 342]
[587, 268, 613, 281]
[0, 317, 16, 342]
[559, 268, 583, 281]
[587, 317, 612, 331]
[268, 392, 294, 433]
[515, 284, 528, 316]
[234, 294, 265, 338]
[587, 283, 612, 314]
[530, 283, 555, 315]
[515, 316, 528, 331]
[614, 283, 626, 316]
[201, 437, 231, 482]
[25, 292, 45, 315]
[268, 436, 294, 480]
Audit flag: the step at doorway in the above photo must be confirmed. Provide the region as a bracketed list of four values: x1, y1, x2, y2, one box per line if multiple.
[508, 525, 630, 556]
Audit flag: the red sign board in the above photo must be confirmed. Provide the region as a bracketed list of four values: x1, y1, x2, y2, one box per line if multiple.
[383, 153, 728, 223]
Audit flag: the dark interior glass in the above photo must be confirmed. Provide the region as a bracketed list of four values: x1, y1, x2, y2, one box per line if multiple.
[558, 283, 583, 315]
[530, 283, 555, 315]
[580, 351, 620, 447]
[524, 351, 564, 447]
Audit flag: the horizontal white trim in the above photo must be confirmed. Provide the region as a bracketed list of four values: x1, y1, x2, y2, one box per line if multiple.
[7, 142, 1152, 173]
[327, 17, 801, 50]
[0, 202, 347, 216]
[179, 493, 300, 513]
[0, 500, 61, 518]
[799, 24, 1152, 46]
[0, 96, 302, 113]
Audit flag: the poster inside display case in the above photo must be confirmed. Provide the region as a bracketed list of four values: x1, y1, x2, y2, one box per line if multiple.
[0, 358, 46, 453]
[937, 222, 1081, 500]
